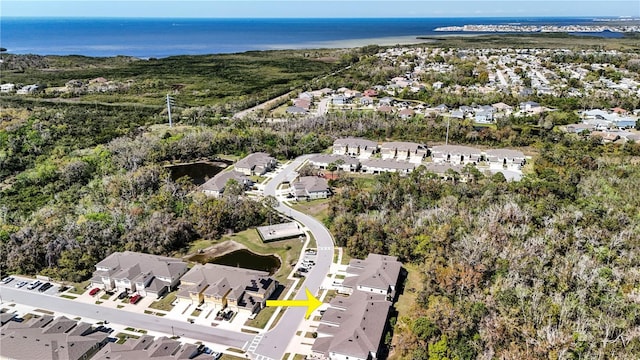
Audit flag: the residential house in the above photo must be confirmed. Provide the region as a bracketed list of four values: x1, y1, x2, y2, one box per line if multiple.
[177, 263, 277, 314]
[363, 89, 378, 97]
[475, 109, 494, 123]
[398, 108, 415, 119]
[378, 97, 394, 106]
[376, 105, 394, 114]
[312, 291, 391, 360]
[92, 335, 200, 360]
[340, 254, 401, 296]
[492, 102, 513, 112]
[0, 315, 108, 360]
[424, 163, 466, 181]
[286, 106, 308, 115]
[0, 83, 15, 93]
[16, 84, 39, 95]
[360, 159, 415, 175]
[90, 251, 188, 297]
[450, 110, 465, 119]
[200, 170, 253, 198]
[431, 145, 482, 165]
[435, 104, 449, 112]
[331, 95, 347, 105]
[291, 176, 331, 200]
[312, 253, 402, 360]
[432, 81, 444, 89]
[293, 98, 311, 110]
[332, 138, 378, 159]
[359, 96, 374, 106]
[519, 101, 540, 112]
[308, 154, 360, 172]
[380, 141, 427, 163]
[235, 152, 277, 176]
[565, 123, 595, 134]
[484, 149, 526, 170]
[299, 92, 314, 101]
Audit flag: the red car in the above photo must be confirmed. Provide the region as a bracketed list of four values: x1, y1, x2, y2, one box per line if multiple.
[89, 287, 100, 296]
[130, 294, 142, 304]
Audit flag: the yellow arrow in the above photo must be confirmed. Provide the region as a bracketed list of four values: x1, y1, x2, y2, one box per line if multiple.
[266, 288, 322, 319]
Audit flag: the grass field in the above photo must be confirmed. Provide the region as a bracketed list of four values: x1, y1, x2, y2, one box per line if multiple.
[289, 198, 330, 223]
[149, 291, 177, 312]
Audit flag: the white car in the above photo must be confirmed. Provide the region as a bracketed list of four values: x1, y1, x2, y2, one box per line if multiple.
[15, 281, 28, 288]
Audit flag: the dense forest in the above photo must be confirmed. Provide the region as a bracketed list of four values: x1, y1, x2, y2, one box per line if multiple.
[327, 136, 640, 359]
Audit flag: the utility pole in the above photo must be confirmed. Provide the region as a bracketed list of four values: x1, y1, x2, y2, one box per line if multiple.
[166, 94, 175, 128]
[445, 117, 450, 145]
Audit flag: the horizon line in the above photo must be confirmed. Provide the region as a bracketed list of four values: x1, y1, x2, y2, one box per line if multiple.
[2, 15, 635, 19]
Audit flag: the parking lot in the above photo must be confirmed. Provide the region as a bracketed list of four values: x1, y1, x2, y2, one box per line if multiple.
[1, 275, 61, 296]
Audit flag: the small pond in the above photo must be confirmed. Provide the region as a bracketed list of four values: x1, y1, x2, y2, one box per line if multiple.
[167, 160, 230, 185]
[190, 249, 281, 275]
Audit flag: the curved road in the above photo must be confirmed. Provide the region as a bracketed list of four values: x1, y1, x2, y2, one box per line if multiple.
[252, 155, 335, 360]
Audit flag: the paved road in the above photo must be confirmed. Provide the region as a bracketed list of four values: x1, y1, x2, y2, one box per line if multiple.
[0, 286, 253, 350]
[252, 155, 335, 360]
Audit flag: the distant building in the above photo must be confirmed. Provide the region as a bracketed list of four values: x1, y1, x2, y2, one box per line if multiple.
[286, 106, 308, 115]
[90, 251, 188, 297]
[360, 159, 415, 175]
[0, 83, 15, 93]
[431, 145, 482, 165]
[177, 263, 277, 314]
[380, 141, 427, 163]
[484, 149, 526, 170]
[16, 84, 38, 95]
[0, 315, 108, 360]
[333, 138, 378, 159]
[308, 154, 360, 173]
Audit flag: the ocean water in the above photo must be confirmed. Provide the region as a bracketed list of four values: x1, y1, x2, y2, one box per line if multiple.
[0, 17, 623, 58]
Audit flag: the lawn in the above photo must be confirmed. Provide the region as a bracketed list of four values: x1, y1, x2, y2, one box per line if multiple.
[67, 280, 90, 295]
[149, 291, 177, 311]
[289, 198, 330, 222]
[393, 263, 423, 320]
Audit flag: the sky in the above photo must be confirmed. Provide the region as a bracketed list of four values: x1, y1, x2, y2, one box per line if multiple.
[2, 0, 639, 18]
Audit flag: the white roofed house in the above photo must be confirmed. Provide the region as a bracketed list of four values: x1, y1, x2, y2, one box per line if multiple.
[90, 251, 188, 297]
[380, 141, 428, 163]
[291, 176, 331, 200]
[0, 83, 15, 93]
[431, 145, 482, 165]
[235, 152, 277, 176]
[332, 138, 378, 159]
[200, 170, 253, 198]
[484, 149, 526, 170]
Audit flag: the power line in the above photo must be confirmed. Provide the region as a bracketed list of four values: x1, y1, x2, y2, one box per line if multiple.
[166, 94, 175, 128]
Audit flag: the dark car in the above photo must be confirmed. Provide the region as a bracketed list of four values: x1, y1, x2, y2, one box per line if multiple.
[38, 282, 52, 292]
[117, 291, 128, 300]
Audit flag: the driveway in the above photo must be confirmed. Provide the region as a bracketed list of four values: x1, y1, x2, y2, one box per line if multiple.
[251, 155, 335, 360]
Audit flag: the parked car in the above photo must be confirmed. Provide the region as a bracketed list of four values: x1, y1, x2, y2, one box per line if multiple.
[212, 352, 222, 360]
[38, 282, 52, 292]
[27, 281, 42, 290]
[89, 287, 101, 296]
[15, 281, 27, 288]
[2, 276, 14, 284]
[130, 294, 142, 304]
[117, 291, 128, 300]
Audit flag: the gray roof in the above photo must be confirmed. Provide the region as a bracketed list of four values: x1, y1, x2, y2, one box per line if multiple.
[235, 152, 276, 171]
[424, 163, 464, 175]
[380, 141, 427, 153]
[309, 154, 360, 167]
[94, 251, 187, 282]
[0, 315, 108, 360]
[312, 291, 391, 359]
[179, 263, 275, 303]
[333, 138, 378, 150]
[293, 176, 330, 194]
[484, 149, 526, 161]
[431, 145, 482, 157]
[200, 170, 251, 193]
[286, 106, 308, 114]
[342, 254, 402, 294]
[91, 335, 201, 360]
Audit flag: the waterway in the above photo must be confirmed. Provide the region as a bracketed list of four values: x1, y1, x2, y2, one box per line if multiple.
[167, 160, 229, 185]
